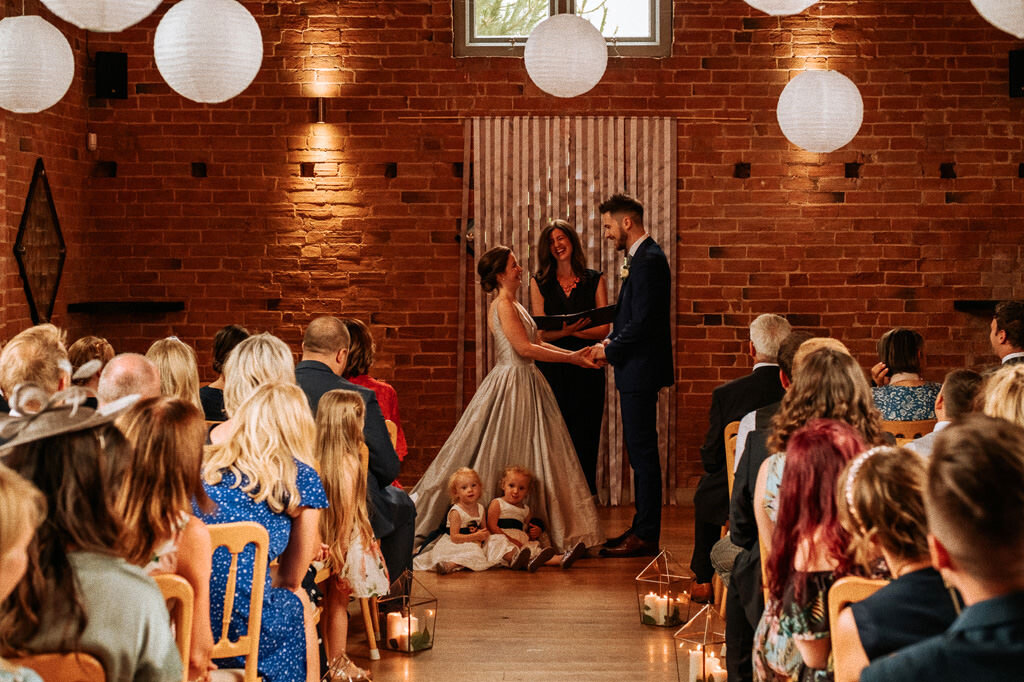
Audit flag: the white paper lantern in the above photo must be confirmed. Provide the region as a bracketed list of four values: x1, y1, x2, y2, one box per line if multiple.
[524, 14, 607, 98]
[743, 0, 818, 16]
[969, 0, 1024, 39]
[0, 16, 74, 114]
[40, 0, 162, 32]
[154, 0, 263, 104]
[777, 70, 863, 153]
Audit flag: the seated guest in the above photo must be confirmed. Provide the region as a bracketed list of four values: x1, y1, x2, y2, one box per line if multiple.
[906, 369, 983, 457]
[195, 383, 326, 682]
[67, 335, 115, 392]
[983, 362, 1024, 427]
[147, 337, 202, 410]
[96, 353, 162, 406]
[832, 446, 960, 682]
[0, 390, 181, 682]
[990, 300, 1024, 366]
[0, 324, 70, 413]
[861, 415, 1024, 681]
[116, 397, 216, 681]
[870, 328, 940, 420]
[342, 317, 408, 461]
[200, 324, 249, 422]
[754, 419, 863, 682]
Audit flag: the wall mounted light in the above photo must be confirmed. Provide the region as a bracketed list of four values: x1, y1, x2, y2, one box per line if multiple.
[316, 97, 325, 123]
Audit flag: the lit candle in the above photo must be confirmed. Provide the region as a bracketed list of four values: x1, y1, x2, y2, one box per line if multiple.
[386, 612, 421, 651]
[643, 592, 669, 624]
[687, 645, 703, 682]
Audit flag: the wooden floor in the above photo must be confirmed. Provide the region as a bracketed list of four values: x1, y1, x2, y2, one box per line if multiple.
[346, 504, 696, 682]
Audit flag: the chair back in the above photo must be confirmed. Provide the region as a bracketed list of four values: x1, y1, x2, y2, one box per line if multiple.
[724, 420, 740, 498]
[829, 576, 887, 682]
[155, 573, 195, 682]
[10, 652, 105, 682]
[208, 521, 270, 682]
[758, 534, 769, 603]
[882, 419, 936, 446]
[385, 419, 398, 448]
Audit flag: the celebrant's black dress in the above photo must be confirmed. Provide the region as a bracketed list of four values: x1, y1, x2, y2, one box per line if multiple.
[535, 268, 606, 494]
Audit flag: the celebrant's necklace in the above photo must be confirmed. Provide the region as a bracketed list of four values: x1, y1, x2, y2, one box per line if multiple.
[559, 275, 579, 296]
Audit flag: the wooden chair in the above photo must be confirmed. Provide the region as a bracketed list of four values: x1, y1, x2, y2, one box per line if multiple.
[207, 522, 269, 682]
[384, 419, 398, 448]
[759, 534, 770, 604]
[724, 420, 740, 498]
[155, 573, 195, 682]
[828, 576, 887, 682]
[882, 419, 936, 446]
[10, 652, 105, 682]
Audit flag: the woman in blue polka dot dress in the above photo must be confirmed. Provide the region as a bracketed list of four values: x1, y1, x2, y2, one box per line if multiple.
[195, 382, 328, 682]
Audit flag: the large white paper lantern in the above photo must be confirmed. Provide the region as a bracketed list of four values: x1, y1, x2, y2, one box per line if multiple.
[969, 0, 1024, 39]
[777, 70, 863, 153]
[40, 0, 162, 32]
[0, 16, 74, 114]
[524, 14, 607, 98]
[743, 0, 818, 16]
[154, 0, 263, 104]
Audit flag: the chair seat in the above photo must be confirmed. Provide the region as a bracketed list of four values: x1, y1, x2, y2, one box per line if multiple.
[211, 669, 262, 682]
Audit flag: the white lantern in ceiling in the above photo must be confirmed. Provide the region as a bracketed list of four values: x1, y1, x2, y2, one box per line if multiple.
[154, 0, 263, 104]
[40, 0, 162, 32]
[0, 16, 74, 114]
[743, 0, 819, 16]
[524, 14, 607, 98]
[777, 70, 863, 153]
[969, 0, 1024, 39]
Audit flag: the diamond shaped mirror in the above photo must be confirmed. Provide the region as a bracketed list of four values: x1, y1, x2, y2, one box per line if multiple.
[15, 158, 66, 324]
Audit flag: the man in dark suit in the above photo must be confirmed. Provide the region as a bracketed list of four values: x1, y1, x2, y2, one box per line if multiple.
[690, 314, 790, 601]
[991, 300, 1024, 366]
[294, 316, 415, 580]
[590, 193, 674, 558]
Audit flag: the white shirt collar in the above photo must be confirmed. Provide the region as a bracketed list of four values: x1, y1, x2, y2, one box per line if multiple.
[753, 362, 778, 370]
[933, 420, 952, 433]
[628, 233, 649, 258]
[1003, 352, 1024, 363]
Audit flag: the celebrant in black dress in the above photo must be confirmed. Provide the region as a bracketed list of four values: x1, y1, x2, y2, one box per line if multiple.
[529, 220, 610, 494]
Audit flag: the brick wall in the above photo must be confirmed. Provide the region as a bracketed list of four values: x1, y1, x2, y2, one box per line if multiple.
[4, 0, 1022, 488]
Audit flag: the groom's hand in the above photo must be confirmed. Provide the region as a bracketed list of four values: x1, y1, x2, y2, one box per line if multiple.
[589, 343, 608, 367]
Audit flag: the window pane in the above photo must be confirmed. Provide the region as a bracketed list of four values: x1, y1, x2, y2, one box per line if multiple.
[474, 0, 550, 38]
[576, 0, 652, 40]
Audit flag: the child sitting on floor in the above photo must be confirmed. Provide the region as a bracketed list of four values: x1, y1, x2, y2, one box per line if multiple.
[486, 466, 563, 572]
[413, 467, 496, 574]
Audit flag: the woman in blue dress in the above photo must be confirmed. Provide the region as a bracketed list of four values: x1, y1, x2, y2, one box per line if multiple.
[870, 328, 940, 421]
[195, 382, 327, 682]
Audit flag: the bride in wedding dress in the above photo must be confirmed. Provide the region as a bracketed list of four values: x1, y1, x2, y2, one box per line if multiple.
[411, 246, 605, 555]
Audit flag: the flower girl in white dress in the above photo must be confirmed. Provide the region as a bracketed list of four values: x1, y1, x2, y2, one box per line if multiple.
[414, 468, 498, 574]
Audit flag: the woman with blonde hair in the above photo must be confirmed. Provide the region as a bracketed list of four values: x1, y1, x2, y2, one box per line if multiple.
[195, 382, 326, 682]
[116, 397, 217, 681]
[146, 337, 202, 410]
[315, 389, 389, 682]
[982, 362, 1024, 426]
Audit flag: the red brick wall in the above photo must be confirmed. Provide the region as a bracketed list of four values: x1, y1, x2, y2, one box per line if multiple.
[5, 0, 1022, 488]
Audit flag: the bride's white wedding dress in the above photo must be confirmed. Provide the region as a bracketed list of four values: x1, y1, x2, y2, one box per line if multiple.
[411, 301, 604, 553]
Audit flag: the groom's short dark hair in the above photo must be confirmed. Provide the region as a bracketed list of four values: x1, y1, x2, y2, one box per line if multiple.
[599, 193, 644, 225]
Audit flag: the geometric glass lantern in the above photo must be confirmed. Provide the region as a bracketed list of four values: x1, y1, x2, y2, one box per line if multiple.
[0, 16, 74, 114]
[674, 604, 728, 682]
[743, 0, 818, 16]
[40, 0, 162, 32]
[635, 550, 696, 628]
[153, 0, 263, 104]
[969, 0, 1024, 39]
[524, 14, 608, 98]
[15, 159, 66, 324]
[377, 570, 437, 653]
[776, 70, 864, 153]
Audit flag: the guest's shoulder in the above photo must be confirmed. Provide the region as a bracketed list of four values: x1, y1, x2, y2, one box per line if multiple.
[294, 459, 328, 508]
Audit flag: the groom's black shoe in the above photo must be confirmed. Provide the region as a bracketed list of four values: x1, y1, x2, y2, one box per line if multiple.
[599, 534, 659, 558]
[602, 527, 634, 549]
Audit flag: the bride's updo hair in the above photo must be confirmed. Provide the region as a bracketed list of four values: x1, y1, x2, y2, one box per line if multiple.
[477, 246, 512, 293]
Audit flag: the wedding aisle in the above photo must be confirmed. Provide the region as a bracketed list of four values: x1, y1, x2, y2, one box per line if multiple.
[349, 504, 696, 681]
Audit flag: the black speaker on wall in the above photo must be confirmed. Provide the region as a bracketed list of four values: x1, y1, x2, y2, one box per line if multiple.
[95, 51, 128, 99]
[1010, 49, 1024, 98]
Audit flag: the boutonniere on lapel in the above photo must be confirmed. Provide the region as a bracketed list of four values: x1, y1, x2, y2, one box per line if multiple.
[620, 255, 631, 280]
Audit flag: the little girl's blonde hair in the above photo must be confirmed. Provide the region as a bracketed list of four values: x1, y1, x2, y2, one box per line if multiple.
[0, 465, 45, 561]
[314, 389, 374, 571]
[447, 467, 482, 503]
[497, 465, 533, 495]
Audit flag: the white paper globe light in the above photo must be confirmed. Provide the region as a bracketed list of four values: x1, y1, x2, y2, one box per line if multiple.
[744, 0, 818, 16]
[777, 70, 863, 153]
[524, 14, 607, 98]
[969, 0, 1024, 39]
[0, 16, 74, 114]
[40, 0, 162, 32]
[154, 0, 263, 104]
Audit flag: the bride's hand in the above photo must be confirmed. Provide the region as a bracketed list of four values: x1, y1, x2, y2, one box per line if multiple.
[569, 347, 599, 369]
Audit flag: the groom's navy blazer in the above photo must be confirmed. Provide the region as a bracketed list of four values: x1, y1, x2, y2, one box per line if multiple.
[604, 236, 674, 392]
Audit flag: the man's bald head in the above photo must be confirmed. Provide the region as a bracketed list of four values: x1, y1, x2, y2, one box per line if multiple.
[97, 353, 161, 406]
[302, 317, 350, 356]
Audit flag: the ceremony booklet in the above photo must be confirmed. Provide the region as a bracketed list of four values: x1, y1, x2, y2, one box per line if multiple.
[532, 304, 617, 331]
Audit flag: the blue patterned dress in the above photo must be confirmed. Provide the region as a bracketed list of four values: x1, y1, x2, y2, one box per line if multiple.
[871, 383, 940, 421]
[194, 460, 328, 682]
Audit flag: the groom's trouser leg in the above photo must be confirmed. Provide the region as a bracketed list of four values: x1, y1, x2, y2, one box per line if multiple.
[619, 389, 662, 544]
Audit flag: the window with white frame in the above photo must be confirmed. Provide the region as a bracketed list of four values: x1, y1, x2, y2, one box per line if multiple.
[454, 0, 672, 57]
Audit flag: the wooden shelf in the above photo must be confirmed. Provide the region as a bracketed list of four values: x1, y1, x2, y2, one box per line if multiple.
[67, 301, 185, 315]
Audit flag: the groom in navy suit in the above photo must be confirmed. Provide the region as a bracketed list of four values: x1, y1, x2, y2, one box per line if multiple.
[591, 193, 674, 557]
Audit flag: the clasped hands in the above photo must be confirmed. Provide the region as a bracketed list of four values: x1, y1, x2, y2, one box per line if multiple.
[569, 340, 609, 369]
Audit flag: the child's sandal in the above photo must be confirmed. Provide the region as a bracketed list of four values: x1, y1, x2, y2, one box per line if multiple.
[509, 547, 531, 570]
[528, 546, 556, 572]
[560, 541, 586, 569]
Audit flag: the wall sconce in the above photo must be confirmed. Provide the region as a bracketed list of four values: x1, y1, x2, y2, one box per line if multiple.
[315, 97, 325, 123]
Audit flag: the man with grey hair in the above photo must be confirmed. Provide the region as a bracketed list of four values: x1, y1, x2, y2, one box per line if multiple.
[96, 353, 161, 407]
[690, 313, 791, 602]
